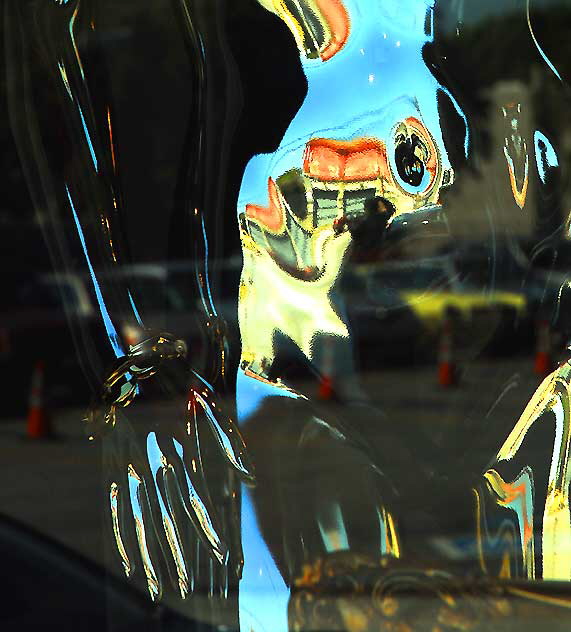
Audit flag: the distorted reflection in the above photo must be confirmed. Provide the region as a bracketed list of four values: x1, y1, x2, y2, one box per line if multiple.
[237, 0, 571, 629]
[5, 0, 571, 630]
[237, 0, 461, 628]
[475, 467, 535, 579]
[501, 100, 529, 208]
[239, 0, 456, 385]
[488, 361, 571, 581]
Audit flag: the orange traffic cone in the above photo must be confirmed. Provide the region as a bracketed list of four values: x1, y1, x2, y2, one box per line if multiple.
[318, 337, 335, 400]
[27, 360, 52, 439]
[438, 317, 457, 387]
[534, 319, 552, 376]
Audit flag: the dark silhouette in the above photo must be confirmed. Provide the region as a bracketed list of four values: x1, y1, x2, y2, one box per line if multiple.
[334, 196, 396, 261]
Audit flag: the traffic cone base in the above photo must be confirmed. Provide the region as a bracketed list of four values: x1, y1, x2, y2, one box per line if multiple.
[534, 320, 552, 377]
[438, 363, 456, 387]
[534, 351, 551, 376]
[318, 376, 334, 400]
[438, 318, 457, 387]
[26, 360, 52, 439]
[27, 408, 52, 439]
[318, 337, 336, 401]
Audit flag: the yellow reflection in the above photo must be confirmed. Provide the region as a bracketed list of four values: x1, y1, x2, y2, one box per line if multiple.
[495, 362, 571, 579]
[109, 482, 132, 577]
[384, 509, 400, 558]
[477, 468, 535, 579]
[107, 107, 117, 173]
[504, 143, 529, 209]
[239, 227, 350, 375]
[69, 1, 85, 81]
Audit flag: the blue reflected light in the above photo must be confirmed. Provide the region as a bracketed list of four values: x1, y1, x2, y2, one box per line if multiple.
[127, 290, 143, 326]
[527, 0, 562, 82]
[240, 0, 459, 210]
[534, 130, 559, 184]
[67, 185, 124, 358]
[78, 104, 98, 171]
[236, 369, 299, 425]
[239, 487, 289, 632]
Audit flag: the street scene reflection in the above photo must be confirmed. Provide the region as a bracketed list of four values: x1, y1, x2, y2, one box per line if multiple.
[3, 0, 571, 630]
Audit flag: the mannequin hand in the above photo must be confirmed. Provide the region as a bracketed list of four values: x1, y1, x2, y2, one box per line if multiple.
[87, 332, 254, 600]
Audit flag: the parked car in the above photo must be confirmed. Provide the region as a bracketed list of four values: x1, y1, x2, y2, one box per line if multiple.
[0, 271, 95, 414]
[344, 254, 528, 363]
[454, 240, 571, 354]
[0, 262, 216, 415]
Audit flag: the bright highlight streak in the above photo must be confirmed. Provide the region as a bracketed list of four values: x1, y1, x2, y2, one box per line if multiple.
[67, 185, 124, 358]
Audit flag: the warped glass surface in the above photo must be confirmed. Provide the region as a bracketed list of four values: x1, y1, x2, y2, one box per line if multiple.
[3, 0, 571, 630]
